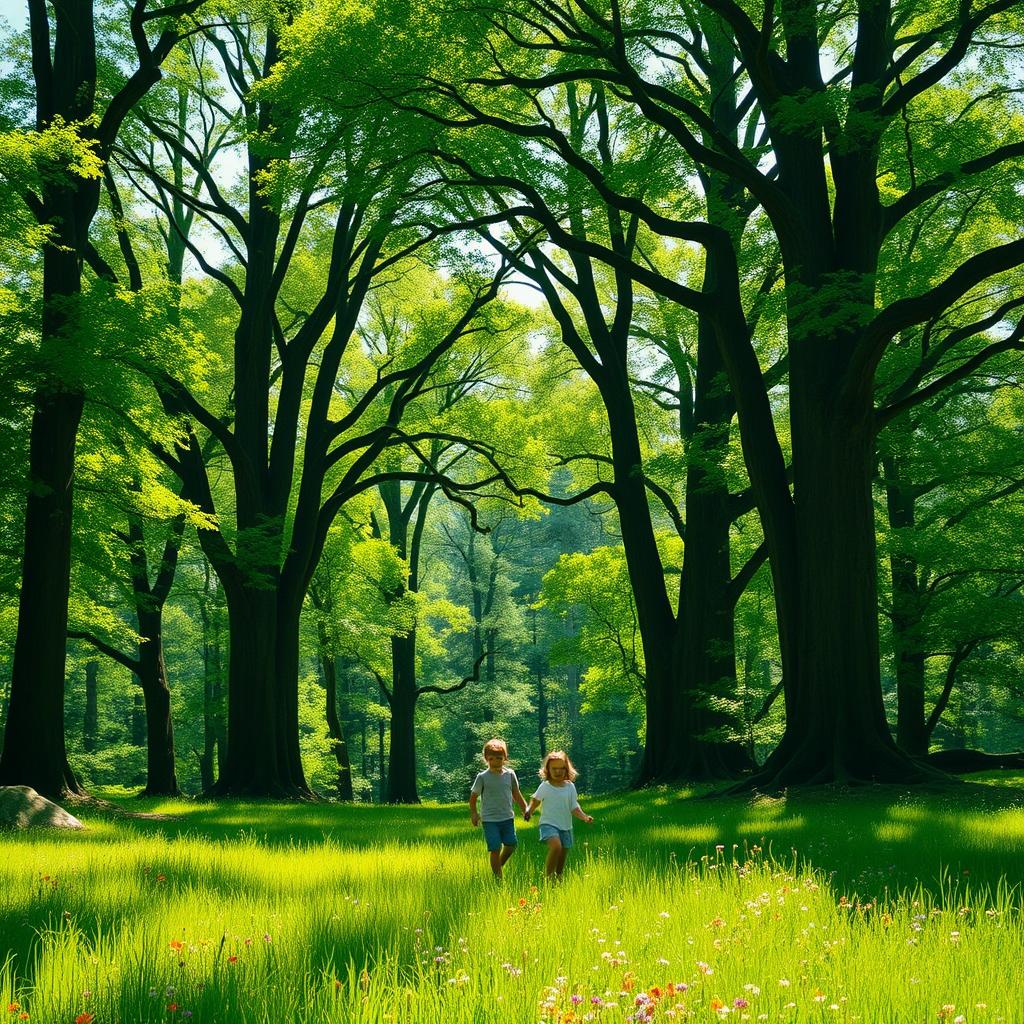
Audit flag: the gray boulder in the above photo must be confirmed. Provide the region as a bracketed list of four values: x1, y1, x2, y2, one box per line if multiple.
[0, 785, 85, 830]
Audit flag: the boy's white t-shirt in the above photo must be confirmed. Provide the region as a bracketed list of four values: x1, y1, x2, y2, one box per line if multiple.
[532, 780, 580, 831]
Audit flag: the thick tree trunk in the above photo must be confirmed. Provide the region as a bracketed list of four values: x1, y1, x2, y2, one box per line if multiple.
[0, 382, 85, 797]
[883, 456, 929, 755]
[672, 303, 755, 779]
[601, 385, 678, 783]
[83, 660, 99, 754]
[136, 610, 180, 797]
[751, 375, 934, 786]
[131, 692, 147, 748]
[668, 12, 756, 780]
[386, 631, 419, 803]
[211, 584, 308, 797]
[275, 598, 310, 795]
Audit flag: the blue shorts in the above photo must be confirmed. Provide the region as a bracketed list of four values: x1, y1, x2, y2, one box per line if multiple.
[538, 824, 574, 849]
[482, 818, 517, 852]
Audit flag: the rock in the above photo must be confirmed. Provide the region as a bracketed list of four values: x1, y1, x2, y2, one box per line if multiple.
[0, 785, 85, 830]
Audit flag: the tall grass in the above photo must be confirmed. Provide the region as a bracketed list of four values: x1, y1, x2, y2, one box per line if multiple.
[1, 780, 1023, 1022]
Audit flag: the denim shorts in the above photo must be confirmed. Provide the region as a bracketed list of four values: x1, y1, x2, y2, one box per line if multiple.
[482, 818, 517, 852]
[538, 824, 574, 849]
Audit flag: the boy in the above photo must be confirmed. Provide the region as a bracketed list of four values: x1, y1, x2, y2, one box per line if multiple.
[469, 738, 528, 879]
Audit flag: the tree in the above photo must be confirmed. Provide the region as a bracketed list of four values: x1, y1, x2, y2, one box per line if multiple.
[384, 0, 1024, 785]
[0, 0, 205, 797]
[111, 14, 517, 796]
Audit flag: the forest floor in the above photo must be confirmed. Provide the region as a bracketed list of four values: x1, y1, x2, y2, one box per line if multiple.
[1, 775, 1023, 1023]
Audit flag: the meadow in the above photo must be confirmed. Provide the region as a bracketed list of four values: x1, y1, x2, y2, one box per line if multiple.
[2, 777, 1024, 1024]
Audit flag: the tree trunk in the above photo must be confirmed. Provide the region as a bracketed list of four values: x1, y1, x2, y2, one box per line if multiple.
[377, 718, 387, 802]
[131, 692, 147, 748]
[136, 610, 180, 797]
[0, 385, 85, 797]
[318, 628, 354, 801]
[211, 584, 309, 797]
[83, 660, 99, 754]
[386, 631, 419, 803]
[672, 296, 755, 778]
[602, 389, 676, 783]
[751, 370, 933, 785]
[883, 456, 929, 755]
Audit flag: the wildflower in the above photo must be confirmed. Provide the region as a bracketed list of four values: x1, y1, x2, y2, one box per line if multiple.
[744, 985, 761, 996]
[228, 955, 238, 964]
[17, 1016, 27, 1022]
[169, 940, 183, 951]
[696, 962, 713, 975]
[734, 999, 749, 1009]
[165, 987, 175, 999]
[262, 933, 272, 943]
[813, 990, 826, 1002]
[75, 1014, 94, 1024]
[715, 845, 725, 853]
[156, 874, 166, 883]
[710, 998, 725, 1011]
[167, 1004, 179, 1013]
[148, 989, 158, 998]
[659, 912, 670, 919]
[7, 1005, 19, 1015]
[571, 995, 584, 1006]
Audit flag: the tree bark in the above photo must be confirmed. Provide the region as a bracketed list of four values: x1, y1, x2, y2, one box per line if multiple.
[672, 277, 756, 778]
[883, 456, 929, 756]
[135, 609, 180, 796]
[750, 353, 933, 785]
[210, 583, 302, 797]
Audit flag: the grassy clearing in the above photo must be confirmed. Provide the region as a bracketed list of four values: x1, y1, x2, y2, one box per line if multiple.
[1, 777, 1023, 1023]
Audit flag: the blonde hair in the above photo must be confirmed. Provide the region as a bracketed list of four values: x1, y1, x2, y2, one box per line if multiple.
[539, 750, 578, 781]
[482, 738, 509, 760]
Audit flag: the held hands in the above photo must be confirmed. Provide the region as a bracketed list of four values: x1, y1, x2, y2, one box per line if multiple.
[522, 810, 531, 822]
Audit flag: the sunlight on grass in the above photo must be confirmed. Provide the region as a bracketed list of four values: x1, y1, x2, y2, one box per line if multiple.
[2, 781, 1023, 1022]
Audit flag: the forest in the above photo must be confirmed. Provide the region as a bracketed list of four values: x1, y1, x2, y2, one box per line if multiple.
[1, 0, 1022, 806]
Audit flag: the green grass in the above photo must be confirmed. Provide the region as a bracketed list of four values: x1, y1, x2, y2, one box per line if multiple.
[2, 777, 1024, 1023]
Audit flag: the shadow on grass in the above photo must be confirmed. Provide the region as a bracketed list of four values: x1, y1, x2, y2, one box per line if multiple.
[39, 773, 1024, 901]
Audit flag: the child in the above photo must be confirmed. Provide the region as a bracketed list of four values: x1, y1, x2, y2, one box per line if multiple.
[523, 750, 594, 879]
[469, 738, 528, 879]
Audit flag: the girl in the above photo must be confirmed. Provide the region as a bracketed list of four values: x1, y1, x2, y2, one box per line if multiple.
[523, 750, 594, 878]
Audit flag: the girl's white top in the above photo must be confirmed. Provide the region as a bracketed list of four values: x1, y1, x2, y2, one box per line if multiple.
[532, 780, 580, 831]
